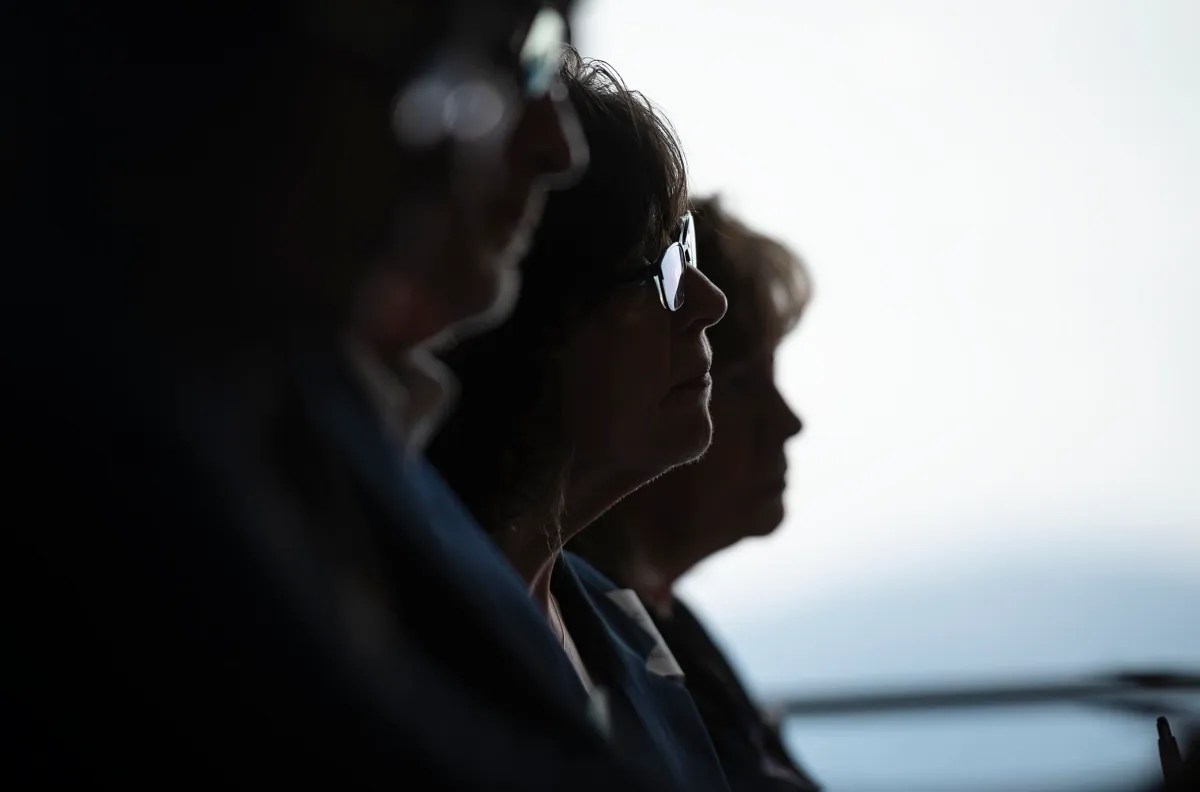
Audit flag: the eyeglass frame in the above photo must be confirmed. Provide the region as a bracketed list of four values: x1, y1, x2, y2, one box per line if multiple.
[389, 6, 569, 148]
[606, 212, 697, 312]
[297, 3, 569, 147]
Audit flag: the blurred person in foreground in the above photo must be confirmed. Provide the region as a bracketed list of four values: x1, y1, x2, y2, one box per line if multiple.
[430, 53, 732, 791]
[12, 2, 666, 788]
[572, 197, 821, 791]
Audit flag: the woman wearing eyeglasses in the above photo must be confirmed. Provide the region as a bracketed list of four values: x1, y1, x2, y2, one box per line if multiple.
[429, 51, 731, 792]
[574, 198, 821, 791]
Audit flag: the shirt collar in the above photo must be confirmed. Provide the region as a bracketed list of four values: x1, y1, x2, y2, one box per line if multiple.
[343, 337, 457, 454]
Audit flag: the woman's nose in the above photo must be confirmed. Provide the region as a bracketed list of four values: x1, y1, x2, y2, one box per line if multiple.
[776, 386, 803, 439]
[678, 267, 727, 333]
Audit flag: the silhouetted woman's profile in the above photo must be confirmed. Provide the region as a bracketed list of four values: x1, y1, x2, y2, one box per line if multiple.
[430, 50, 731, 792]
[573, 197, 820, 790]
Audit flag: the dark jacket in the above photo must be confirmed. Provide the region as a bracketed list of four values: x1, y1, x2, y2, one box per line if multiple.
[12, 340, 659, 790]
[554, 552, 733, 792]
[652, 596, 821, 791]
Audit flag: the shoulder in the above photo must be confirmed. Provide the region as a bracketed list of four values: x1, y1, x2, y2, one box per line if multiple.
[563, 552, 685, 680]
[563, 551, 622, 593]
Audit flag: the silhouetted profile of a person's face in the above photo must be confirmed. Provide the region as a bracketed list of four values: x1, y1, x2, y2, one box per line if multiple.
[695, 343, 803, 541]
[570, 200, 811, 591]
[85, 1, 586, 353]
[558, 249, 729, 488]
[345, 4, 588, 352]
[605, 331, 803, 586]
[583, 312, 801, 595]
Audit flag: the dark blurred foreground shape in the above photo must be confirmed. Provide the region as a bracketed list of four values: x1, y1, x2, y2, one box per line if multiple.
[6, 3, 660, 788]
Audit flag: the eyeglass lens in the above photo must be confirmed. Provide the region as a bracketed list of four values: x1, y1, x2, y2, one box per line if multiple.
[658, 214, 697, 310]
[681, 213, 696, 270]
[519, 8, 566, 97]
[659, 243, 686, 311]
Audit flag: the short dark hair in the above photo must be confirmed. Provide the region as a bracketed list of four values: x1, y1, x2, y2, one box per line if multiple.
[536, 49, 689, 303]
[430, 50, 689, 533]
[692, 196, 811, 363]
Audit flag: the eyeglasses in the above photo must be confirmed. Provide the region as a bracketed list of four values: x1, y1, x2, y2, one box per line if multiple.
[518, 7, 568, 98]
[391, 6, 568, 148]
[609, 213, 697, 311]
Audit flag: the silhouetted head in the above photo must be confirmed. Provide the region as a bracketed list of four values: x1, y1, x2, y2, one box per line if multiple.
[430, 53, 727, 544]
[573, 197, 811, 598]
[63, 0, 584, 354]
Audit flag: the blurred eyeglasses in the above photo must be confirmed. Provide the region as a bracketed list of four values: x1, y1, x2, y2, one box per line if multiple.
[609, 212, 697, 312]
[391, 6, 568, 148]
[518, 7, 568, 98]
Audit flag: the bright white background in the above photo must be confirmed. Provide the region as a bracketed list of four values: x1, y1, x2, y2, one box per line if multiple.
[576, 2, 1200, 789]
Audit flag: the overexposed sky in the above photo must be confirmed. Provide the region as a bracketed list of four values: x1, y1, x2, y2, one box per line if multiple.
[575, 0, 1200, 623]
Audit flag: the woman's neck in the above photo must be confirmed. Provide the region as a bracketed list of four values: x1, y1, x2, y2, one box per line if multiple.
[491, 513, 560, 613]
[493, 460, 648, 612]
[598, 506, 680, 616]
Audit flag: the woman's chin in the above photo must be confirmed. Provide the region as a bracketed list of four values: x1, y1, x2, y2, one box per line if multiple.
[743, 497, 787, 537]
[656, 416, 715, 472]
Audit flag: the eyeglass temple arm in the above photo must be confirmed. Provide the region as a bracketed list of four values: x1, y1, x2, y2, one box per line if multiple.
[608, 262, 661, 286]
